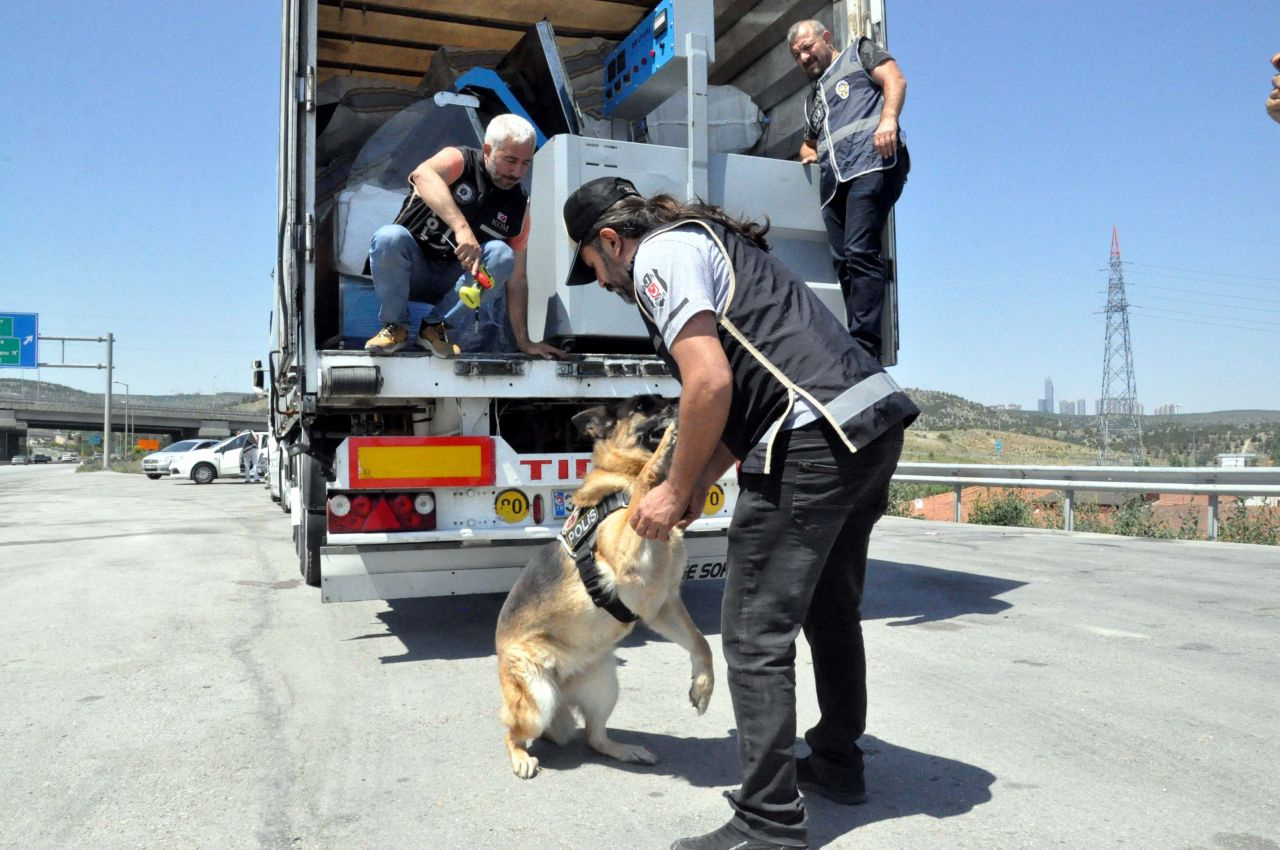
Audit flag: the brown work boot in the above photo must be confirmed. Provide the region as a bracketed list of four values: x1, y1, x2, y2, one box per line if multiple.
[417, 320, 460, 357]
[364, 323, 407, 354]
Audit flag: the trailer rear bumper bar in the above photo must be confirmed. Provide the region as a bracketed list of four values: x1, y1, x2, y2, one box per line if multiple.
[319, 520, 732, 602]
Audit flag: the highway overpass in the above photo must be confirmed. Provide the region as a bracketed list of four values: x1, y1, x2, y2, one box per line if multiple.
[1, 397, 265, 459]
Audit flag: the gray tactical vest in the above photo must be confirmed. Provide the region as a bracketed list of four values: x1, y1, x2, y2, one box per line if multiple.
[813, 37, 900, 206]
[633, 220, 919, 473]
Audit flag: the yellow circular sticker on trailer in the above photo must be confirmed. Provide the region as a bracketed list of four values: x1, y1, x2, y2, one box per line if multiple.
[494, 489, 530, 524]
[703, 484, 725, 516]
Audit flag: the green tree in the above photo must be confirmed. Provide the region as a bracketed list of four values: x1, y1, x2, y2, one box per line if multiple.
[968, 489, 1033, 527]
[1111, 495, 1171, 538]
[1072, 497, 1107, 533]
[1218, 499, 1280, 546]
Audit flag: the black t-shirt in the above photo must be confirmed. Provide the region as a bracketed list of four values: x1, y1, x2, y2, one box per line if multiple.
[804, 38, 893, 141]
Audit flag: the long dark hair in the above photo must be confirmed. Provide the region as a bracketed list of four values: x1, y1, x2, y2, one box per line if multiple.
[587, 194, 771, 252]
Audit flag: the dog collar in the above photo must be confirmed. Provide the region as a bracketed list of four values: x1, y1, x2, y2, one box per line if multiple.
[558, 491, 639, 624]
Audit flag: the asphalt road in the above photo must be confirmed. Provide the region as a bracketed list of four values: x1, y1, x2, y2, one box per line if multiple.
[0, 464, 1276, 850]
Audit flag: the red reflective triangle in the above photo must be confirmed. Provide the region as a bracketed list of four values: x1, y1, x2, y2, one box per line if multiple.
[361, 497, 403, 532]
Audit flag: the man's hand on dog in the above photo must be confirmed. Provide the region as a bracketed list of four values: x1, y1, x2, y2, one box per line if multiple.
[631, 481, 694, 540]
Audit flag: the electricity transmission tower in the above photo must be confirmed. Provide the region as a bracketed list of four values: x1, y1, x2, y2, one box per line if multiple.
[1097, 227, 1144, 465]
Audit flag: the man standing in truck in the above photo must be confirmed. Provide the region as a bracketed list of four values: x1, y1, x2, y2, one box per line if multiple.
[561, 177, 918, 850]
[789, 19, 908, 360]
[363, 113, 565, 359]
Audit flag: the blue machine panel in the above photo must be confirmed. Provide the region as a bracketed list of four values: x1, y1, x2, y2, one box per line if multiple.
[602, 0, 712, 119]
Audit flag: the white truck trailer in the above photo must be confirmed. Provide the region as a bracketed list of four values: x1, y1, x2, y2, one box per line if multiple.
[266, 0, 896, 602]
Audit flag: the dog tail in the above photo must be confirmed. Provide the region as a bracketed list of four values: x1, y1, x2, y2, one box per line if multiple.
[498, 647, 557, 740]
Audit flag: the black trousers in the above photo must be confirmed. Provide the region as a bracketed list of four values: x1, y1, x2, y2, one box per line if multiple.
[821, 150, 909, 359]
[723, 421, 904, 846]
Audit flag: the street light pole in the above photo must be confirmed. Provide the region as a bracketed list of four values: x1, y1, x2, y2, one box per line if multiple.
[103, 333, 113, 470]
[114, 380, 130, 458]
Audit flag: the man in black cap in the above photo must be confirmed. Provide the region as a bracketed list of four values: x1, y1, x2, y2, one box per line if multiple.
[563, 177, 918, 850]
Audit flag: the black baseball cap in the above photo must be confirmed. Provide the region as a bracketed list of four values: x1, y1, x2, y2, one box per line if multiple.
[562, 176, 641, 286]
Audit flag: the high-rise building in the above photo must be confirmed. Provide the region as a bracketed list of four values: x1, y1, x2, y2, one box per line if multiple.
[1077, 397, 1087, 415]
[1038, 377, 1055, 413]
[1097, 398, 1144, 415]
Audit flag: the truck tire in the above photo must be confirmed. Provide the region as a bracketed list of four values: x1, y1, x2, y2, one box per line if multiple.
[146, 473, 161, 480]
[271, 445, 286, 506]
[299, 507, 324, 587]
[295, 452, 325, 586]
[192, 463, 216, 485]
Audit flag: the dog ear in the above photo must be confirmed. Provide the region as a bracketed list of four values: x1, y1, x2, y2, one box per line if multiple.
[571, 405, 616, 440]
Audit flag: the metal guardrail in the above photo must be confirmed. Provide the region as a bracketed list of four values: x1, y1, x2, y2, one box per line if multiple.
[893, 463, 1280, 540]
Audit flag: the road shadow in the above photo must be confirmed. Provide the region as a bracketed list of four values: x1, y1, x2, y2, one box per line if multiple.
[528, 730, 993, 847]
[864, 560, 1024, 628]
[365, 592, 507, 663]
[369, 559, 1023, 663]
[805, 734, 995, 849]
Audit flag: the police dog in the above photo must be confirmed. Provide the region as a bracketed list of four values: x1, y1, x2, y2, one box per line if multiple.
[495, 395, 715, 779]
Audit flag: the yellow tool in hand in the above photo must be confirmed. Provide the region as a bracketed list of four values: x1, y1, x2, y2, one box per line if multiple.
[445, 236, 495, 309]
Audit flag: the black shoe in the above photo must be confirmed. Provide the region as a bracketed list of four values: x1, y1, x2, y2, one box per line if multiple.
[795, 755, 867, 805]
[670, 822, 804, 850]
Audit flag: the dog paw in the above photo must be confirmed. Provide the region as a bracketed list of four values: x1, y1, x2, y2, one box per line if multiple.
[689, 673, 714, 716]
[511, 752, 540, 779]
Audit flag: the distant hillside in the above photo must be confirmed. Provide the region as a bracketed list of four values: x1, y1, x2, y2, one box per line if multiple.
[903, 389, 1279, 466]
[2, 378, 1274, 465]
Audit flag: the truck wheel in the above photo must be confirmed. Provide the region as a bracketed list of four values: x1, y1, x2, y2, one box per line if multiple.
[270, 445, 284, 505]
[192, 463, 216, 485]
[296, 453, 325, 586]
[299, 508, 323, 587]
[280, 470, 293, 513]
[146, 473, 161, 480]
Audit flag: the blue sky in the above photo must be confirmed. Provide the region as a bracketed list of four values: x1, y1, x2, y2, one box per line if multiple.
[1, 1, 1277, 413]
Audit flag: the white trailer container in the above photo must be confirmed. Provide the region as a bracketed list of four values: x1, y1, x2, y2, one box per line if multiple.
[268, 0, 894, 602]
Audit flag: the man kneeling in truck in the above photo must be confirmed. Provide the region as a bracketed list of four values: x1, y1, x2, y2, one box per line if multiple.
[363, 113, 566, 359]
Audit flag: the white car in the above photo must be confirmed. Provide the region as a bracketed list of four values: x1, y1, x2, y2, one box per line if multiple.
[141, 439, 218, 479]
[169, 432, 255, 485]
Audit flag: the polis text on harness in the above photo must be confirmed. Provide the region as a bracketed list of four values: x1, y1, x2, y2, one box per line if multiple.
[557, 492, 638, 624]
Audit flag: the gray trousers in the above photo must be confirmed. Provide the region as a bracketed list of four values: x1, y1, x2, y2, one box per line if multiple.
[723, 420, 904, 846]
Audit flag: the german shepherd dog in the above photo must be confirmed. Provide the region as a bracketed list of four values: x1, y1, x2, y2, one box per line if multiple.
[495, 395, 715, 778]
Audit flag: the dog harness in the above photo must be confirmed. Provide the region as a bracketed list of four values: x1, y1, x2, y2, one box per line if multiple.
[557, 491, 638, 624]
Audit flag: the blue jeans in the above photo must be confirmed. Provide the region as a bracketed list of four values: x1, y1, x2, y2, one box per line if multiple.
[821, 149, 909, 358]
[721, 421, 904, 847]
[368, 224, 516, 353]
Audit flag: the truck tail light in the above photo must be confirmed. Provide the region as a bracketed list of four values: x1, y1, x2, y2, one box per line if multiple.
[531, 494, 544, 524]
[328, 491, 436, 533]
